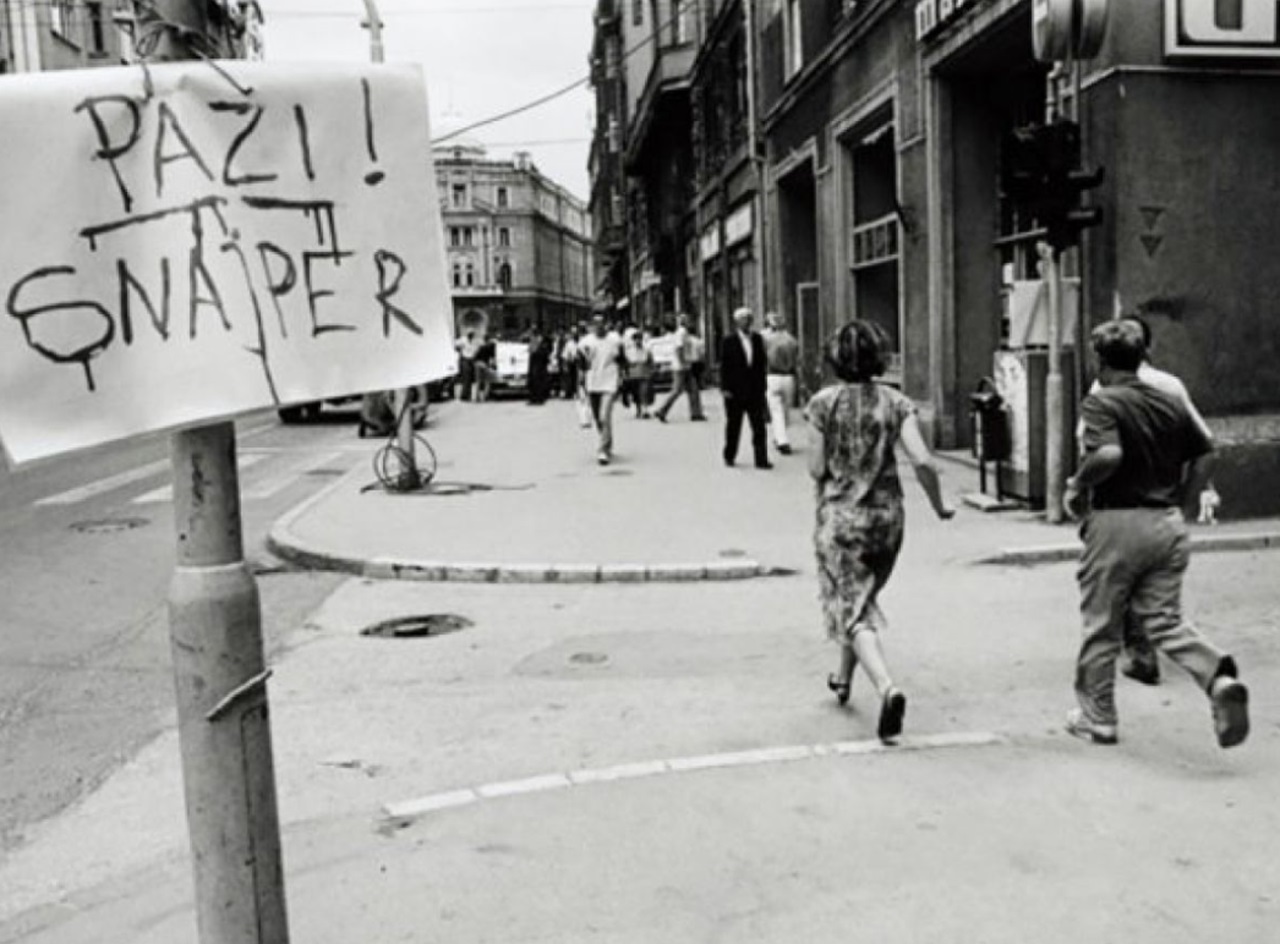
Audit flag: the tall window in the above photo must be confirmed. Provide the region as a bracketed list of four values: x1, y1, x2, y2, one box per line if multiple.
[847, 120, 901, 369]
[449, 227, 461, 247]
[463, 227, 474, 247]
[86, 2, 106, 54]
[673, 0, 692, 44]
[498, 227, 511, 247]
[496, 186, 509, 208]
[451, 183, 467, 208]
[497, 261, 513, 291]
[464, 261, 475, 287]
[51, 0, 75, 38]
[784, 0, 804, 78]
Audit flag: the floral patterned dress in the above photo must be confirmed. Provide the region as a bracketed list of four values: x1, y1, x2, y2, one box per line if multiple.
[806, 382, 916, 644]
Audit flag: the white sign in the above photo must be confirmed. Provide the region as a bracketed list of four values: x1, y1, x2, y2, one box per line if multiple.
[0, 61, 452, 465]
[699, 223, 721, 262]
[725, 202, 753, 247]
[1166, 0, 1280, 57]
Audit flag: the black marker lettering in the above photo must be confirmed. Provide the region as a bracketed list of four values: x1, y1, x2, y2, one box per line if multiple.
[303, 248, 356, 336]
[210, 101, 277, 187]
[361, 78, 384, 186]
[116, 257, 172, 344]
[374, 249, 422, 337]
[74, 95, 143, 213]
[7, 266, 114, 392]
[154, 101, 215, 198]
[256, 243, 296, 339]
[293, 105, 315, 182]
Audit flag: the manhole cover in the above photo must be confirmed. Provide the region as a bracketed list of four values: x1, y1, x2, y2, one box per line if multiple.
[360, 614, 472, 639]
[601, 469, 633, 477]
[70, 517, 149, 534]
[718, 548, 747, 559]
[569, 652, 608, 665]
[305, 468, 346, 477]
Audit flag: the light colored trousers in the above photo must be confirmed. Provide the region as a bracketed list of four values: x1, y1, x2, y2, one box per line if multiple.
[588, 390, 616, 454]
[1075, 508, 1231, 726]
[765, 373, 796, 447]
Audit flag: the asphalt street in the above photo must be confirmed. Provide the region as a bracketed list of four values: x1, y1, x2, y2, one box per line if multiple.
[0, 396, 1276, 942]
[0, 408, 365, 850]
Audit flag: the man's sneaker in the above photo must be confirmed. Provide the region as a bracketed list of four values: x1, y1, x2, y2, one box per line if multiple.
[1121, 657, 1161, 686]
[596, 451, 610, 466]
[1065, 709, 1118, 745]
[1210, 677, 1250, 748]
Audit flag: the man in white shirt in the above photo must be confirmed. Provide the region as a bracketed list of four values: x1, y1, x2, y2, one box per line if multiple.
[762, 312, 800, 455]
[577, 313, 624, 465]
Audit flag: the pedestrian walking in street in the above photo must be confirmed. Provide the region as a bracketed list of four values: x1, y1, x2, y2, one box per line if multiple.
[808, 320, 954, 742]
[560, 328, 582, 400]
[455, 330, 481, 401]
[763, 311, 800, 455]
[719, 307, 772, 469]
[686, 323, 707, 420]
[1077, 312, 1217, 687]
[526, 329, 552, 405]
[473, 335, 495, 402]
[622, 328, 655, 417]
[578, 313, 624, 464]
[1064, 319, 1249, 748]
[654, 314, 699, 422]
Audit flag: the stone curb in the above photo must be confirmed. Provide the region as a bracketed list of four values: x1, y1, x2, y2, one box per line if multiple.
[266, 468, 781, 584]
[978, 531, 1280, 567]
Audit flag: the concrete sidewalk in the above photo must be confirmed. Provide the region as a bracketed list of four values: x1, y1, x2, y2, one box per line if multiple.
[268, 395, 1280, 579]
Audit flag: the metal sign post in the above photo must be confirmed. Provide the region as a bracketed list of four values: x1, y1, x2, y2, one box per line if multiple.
[145, 3, 291, 941]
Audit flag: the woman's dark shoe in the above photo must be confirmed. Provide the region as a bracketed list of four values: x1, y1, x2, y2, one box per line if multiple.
[877, 688, 907, 742]
[827, 673, 851, 706]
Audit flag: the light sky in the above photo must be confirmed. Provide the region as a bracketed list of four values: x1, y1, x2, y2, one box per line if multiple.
[258, 0, 597, 201]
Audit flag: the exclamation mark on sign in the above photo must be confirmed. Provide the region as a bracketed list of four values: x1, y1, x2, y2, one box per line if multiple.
[362, 78, 385, 186]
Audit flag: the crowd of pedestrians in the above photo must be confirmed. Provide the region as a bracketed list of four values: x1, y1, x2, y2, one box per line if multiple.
[447, 302, 1249, 753]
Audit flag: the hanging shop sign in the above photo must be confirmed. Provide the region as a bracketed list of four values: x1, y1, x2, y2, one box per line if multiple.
[1165, 0, 1280, 58]
[0, 61, 452, 466]
[724, 202, 754, 247]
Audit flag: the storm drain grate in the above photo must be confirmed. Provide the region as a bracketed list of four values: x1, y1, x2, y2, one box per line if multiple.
[70, 517, 149, 534]
[361, 614, 473, 639]
[304, 468, 347, 477]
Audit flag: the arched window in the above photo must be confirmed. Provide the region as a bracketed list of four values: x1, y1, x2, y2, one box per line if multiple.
[498, 262, 513, 291]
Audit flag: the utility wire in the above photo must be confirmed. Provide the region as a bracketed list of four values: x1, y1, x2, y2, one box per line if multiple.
[434, 5, 682, 143]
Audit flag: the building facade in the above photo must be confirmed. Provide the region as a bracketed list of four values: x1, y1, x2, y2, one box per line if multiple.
[588, 0, 630, 314]
[592, 0, 1280, 517]
[435, 143, 593, 339]
[1, 0, 259, 72]
[753, 0, 1280, 516]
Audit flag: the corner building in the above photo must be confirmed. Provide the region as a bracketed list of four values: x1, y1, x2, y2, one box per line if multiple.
[434, 143, 593, 338]
[758, 0, 1280, 517]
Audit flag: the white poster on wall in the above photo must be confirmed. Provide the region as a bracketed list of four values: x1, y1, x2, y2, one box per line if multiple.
[0, 60, 452, 466]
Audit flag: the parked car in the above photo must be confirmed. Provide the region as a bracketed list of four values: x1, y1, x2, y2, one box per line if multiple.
[278, 351, 458, 424]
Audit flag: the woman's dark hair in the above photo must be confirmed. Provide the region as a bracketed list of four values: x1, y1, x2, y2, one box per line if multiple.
[827, 320, 890, 382]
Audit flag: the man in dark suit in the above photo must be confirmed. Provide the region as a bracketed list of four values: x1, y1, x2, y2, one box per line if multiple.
[719, 306, 771, 469]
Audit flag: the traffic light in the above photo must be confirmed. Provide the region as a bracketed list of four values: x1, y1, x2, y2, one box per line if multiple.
[1000, 119, 1104, 254]
[1040, 119, 1105, 252]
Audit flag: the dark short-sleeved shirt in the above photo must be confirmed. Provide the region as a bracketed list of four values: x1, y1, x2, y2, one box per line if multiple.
[1080, 377, 1213, 509]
